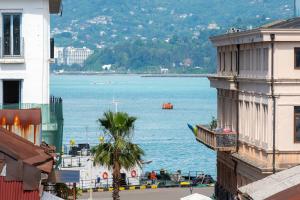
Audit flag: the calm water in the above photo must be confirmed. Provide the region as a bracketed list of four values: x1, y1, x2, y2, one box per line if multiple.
[51, 75, 217, 177]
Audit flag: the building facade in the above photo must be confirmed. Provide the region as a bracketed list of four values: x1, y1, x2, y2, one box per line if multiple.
[0, 0, 63, 152]
[54, 46, 94, 66]
[195, 18, 300, 199]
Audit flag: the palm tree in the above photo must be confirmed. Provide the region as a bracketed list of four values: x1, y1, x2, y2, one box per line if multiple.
[91, 111, 144, 200]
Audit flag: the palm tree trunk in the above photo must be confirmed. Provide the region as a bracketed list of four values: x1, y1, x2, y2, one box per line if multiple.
[112, 161, 121, 200]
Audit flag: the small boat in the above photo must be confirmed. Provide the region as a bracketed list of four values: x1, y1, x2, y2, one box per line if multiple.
[162, 103, 173, 109]
[53, 69, 64, 74]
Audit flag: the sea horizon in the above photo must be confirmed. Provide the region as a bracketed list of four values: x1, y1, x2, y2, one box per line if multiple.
[51, 74, 217, 177]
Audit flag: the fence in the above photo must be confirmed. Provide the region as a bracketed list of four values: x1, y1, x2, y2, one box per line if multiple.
[74, 170, 214, 189]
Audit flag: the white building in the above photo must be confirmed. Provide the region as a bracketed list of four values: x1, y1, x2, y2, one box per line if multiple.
[0, 0, 64, 152]
[0, 0, 62, 105]
[55, 46, 94, 66]
[54, 46, 64, 65]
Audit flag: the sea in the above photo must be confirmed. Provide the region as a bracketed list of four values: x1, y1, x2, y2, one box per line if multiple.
[51, 75, 217, 177]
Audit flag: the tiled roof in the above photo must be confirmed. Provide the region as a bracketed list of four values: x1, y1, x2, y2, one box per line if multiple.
[0, 128, 55, 190]
[0, 127, 54, 172]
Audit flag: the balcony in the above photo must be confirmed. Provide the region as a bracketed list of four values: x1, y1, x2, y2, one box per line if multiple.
[0, 96, 64, 153]
[0, 37, 25, 64]
[207, 74, 237, 90]
[195, 125, 236, 152]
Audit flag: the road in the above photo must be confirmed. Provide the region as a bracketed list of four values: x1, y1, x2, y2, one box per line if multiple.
[79, 187, 214, 200]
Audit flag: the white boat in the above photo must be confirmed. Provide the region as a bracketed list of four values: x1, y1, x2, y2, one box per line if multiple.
[60, 154, 142, 189]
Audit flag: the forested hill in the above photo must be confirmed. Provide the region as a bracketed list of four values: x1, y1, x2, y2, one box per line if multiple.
[51, 0, 294, 73]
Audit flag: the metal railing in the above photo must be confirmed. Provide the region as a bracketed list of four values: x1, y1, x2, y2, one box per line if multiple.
[196, 125, 236, 152]
[0, 37, 25, 59]
[76, 171, 215, 189]
[61, 156, 89, 168]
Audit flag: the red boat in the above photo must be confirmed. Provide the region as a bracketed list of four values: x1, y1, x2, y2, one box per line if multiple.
[162, 103, 173, 110]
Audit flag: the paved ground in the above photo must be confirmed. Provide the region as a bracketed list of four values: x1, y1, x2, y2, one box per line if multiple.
[79, 187, 214, 200]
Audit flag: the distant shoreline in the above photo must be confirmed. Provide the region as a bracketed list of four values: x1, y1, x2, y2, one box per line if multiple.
[51, 71, 210, 77]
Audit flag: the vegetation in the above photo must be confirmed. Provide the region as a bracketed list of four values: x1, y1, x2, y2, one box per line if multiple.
[51, 0, 294, 72]
[84, 36, 216, 73]
[91, 111, 144, 200]
[55, 183, 82, 199]
[209, 117, 218, 131]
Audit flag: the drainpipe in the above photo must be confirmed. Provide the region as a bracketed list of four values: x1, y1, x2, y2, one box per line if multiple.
[233, 44, 240, 198]
[270, 33, 276, 174]
[236, 44, 240, 153]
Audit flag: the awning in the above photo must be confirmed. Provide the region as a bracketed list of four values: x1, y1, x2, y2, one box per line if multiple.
[0, 109, 42, 145]
[181, 193, 212, 200]
[42, 192, 63, 200]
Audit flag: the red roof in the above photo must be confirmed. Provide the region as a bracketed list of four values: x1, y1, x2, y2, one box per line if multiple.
[0, 127, 55, 190]
[0, 127, 53, 173]
[0, 177, 39, 200]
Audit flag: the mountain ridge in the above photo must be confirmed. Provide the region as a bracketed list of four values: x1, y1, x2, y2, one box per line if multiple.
[51, 0, 294, 73]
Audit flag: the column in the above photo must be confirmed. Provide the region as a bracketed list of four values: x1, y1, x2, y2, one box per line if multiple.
[0, 80, 3, 105]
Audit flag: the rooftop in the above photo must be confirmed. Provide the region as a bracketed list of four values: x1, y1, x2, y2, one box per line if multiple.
[0, 128, 55, 190]
[238, 165, 300, 200]
[261, 17, 300, 29]
[210, 17, 300, 45]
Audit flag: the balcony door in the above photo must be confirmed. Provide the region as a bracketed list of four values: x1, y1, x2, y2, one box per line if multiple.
[3, 14, 21, 56]
[3, 80, 21, 106]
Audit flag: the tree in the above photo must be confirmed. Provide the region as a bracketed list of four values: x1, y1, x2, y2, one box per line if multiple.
[209, 117, 218, 131]
[91, 111, 144, 200]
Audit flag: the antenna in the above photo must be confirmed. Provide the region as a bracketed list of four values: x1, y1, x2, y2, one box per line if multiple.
[112, 98, 120, 113]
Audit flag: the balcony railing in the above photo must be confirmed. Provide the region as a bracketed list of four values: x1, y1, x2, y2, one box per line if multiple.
[196, 125, 236, 152]
[0, 37, 25, 62]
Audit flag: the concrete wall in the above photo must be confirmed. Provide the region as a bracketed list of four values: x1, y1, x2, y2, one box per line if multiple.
[276, 95, 300, 151]
[0, 0, 50, 104]
[274, 42, 300, 79]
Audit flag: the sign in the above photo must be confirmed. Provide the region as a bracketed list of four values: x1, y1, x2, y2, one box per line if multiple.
[54, 170, 80, 183]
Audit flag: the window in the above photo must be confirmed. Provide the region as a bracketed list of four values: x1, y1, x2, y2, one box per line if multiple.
[295, 48, 300, 69]
[295, 107, 300, 142]
[223, 52, 226, 71]
[246, 50, 251, 70]
[3, 80, 21, 105]
[230, 52, 233, 72]
[263, 48, 269, 71]
[256, 48, 261, 71]
[218, 52, 221, 72]
[2, 14, 21, 56]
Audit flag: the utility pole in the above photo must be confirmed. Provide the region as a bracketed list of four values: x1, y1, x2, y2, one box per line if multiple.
[295, 0, 297, 17]
[295, 0, 300, 17]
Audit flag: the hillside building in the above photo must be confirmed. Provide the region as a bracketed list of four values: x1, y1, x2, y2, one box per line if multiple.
[54, 46, 94, 66]
[0, 0, 63, 152]
[195, 17, 300, 199]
